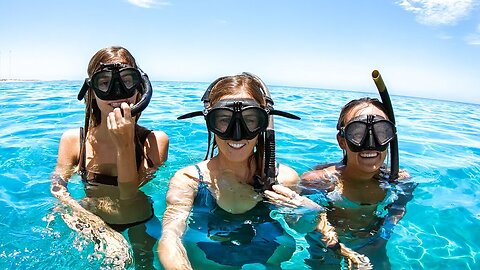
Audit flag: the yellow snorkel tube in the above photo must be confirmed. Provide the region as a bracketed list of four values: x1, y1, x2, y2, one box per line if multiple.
[372, 70, 399, 181]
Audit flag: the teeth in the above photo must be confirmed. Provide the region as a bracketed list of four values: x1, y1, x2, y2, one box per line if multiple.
[228, 143, 245, 149]
[110, 102, 122, 108]
[360, 152, 378, 158]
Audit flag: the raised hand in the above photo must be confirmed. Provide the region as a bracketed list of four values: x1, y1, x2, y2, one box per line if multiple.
[106, 102, 135, 151]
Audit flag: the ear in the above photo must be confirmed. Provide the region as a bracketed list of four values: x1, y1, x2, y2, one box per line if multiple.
[337, 133, 347, 150]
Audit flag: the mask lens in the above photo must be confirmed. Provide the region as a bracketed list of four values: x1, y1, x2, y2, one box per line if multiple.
[91, 71, 112, 92]
[208, 109, 233, 133]
[344, 121, 367, 146]
[241, 108, 267, 132]
[373, 120, 395, 145]
[119, 68, 141, 90]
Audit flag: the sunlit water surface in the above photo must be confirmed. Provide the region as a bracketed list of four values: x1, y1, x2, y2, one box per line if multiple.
[0, 81, 479, 269]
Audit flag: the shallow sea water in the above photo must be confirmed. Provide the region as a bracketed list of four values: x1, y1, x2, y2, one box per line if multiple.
[0, 81, 479, 269]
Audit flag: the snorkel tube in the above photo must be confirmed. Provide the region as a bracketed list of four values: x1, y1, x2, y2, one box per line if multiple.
[131, 71, 153, 116]
[242, 72, 278, 191]
[372, 70, 399, 181]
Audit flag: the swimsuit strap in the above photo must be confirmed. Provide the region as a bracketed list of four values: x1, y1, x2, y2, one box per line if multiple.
[194, 164, 204, 182]
[79, 127, 87, 181]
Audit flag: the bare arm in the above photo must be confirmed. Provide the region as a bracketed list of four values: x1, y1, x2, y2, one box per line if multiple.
[158, 166, 199, 270]
[138, 130, 169, 187]
[50, 128, 80, 201]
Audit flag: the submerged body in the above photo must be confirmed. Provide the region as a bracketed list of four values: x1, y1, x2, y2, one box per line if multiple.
[301, 97, 417, 270]
[158, 74, 300, 269]
[302, 163, 415, 269]
[50, 46, 169, 268]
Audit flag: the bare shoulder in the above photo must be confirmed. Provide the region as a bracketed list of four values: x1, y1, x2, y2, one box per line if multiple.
[301, 163, 339, 181]
[146, 130, 169, 166]
[300, 163, 341, 192]
[55, 128, 81, 169]
[169, 165, 202, 189]
[58, 128, 81, 155]
[277, 163, 300, 187]
[61, 128, 81, 143]
[149, 130, 169, 143]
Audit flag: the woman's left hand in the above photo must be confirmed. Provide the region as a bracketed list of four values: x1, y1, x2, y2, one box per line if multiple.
[264, 185, 322, 210]
[107, 102, 135, 151]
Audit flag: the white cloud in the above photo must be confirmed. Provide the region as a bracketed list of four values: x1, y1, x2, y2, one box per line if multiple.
[397, 0, 477, 25]
[127, 0, 170, 8]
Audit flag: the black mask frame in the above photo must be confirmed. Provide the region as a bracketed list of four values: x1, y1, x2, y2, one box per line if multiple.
[77, 62, 153, 116]
[340, 114, 396, 153]
[205, 98, 269, 141]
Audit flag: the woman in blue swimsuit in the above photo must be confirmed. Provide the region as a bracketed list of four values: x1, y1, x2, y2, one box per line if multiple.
[301, 97, 417, 269]
[158, 73, 307, 269]
[50, 46, 169, 268]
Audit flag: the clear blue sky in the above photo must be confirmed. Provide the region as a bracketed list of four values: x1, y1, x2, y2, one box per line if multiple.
[1, 0, 479, 103]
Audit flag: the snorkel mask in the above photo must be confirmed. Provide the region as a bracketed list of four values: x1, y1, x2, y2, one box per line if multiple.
[204, 98, 269, 141]
[178, 72, 300, 191]
[339, 114, 396, 153]
[77, 62, 153, 116]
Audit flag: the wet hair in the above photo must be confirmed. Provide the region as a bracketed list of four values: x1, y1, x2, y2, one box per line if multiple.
[336, 97, 389, 165]
[84, 46, 141, 127]
[206, 74, 267, 179]
[79, 46, 146, 173]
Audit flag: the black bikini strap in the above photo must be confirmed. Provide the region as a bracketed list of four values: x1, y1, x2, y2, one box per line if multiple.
[79, 127, 87, 181]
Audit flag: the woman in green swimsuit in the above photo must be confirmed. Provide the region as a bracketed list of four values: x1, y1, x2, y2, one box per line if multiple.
[301, 97, 417, 269]
[50, 46, 169, 268]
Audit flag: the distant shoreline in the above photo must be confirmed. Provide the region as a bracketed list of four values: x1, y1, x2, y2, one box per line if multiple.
[0, 79, 40, 82]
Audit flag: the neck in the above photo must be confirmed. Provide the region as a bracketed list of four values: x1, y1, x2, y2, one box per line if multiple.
[213, 153, 256, 184]
[342, 165, 377, 182]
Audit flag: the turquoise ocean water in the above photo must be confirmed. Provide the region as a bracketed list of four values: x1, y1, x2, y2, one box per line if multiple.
[0, 81, 479, 269]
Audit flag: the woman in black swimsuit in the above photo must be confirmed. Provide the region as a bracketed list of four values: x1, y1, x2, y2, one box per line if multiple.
[50, 46, 169, 269]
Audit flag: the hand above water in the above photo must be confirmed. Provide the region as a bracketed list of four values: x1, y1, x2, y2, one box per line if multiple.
[264, 184, 322, 210]
[107, 102, 135, 152]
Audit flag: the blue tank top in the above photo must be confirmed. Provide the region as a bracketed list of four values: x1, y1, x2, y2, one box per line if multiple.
[183, 165, 286, 267]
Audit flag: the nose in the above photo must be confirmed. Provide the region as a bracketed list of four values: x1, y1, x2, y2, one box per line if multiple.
[112, 81, 122, 95]
[232, 120, 243, 141]
[365, 129, 376, 149]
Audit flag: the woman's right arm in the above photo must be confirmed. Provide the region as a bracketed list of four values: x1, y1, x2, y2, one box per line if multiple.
[158, 166, 199, 270]
[50, 129, 80, 201]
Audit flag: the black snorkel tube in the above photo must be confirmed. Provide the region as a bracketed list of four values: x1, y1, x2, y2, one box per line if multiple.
[241, 72, 302, 192]
[131, 71, 153, 116]
[372, 70, 399, 181]
[77, 69, 153, 116]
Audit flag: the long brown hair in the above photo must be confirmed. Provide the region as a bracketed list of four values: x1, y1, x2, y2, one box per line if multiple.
[206, 74, 267, 180]
[336, 97, 389, 165]
[78, 46, 145, 173]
